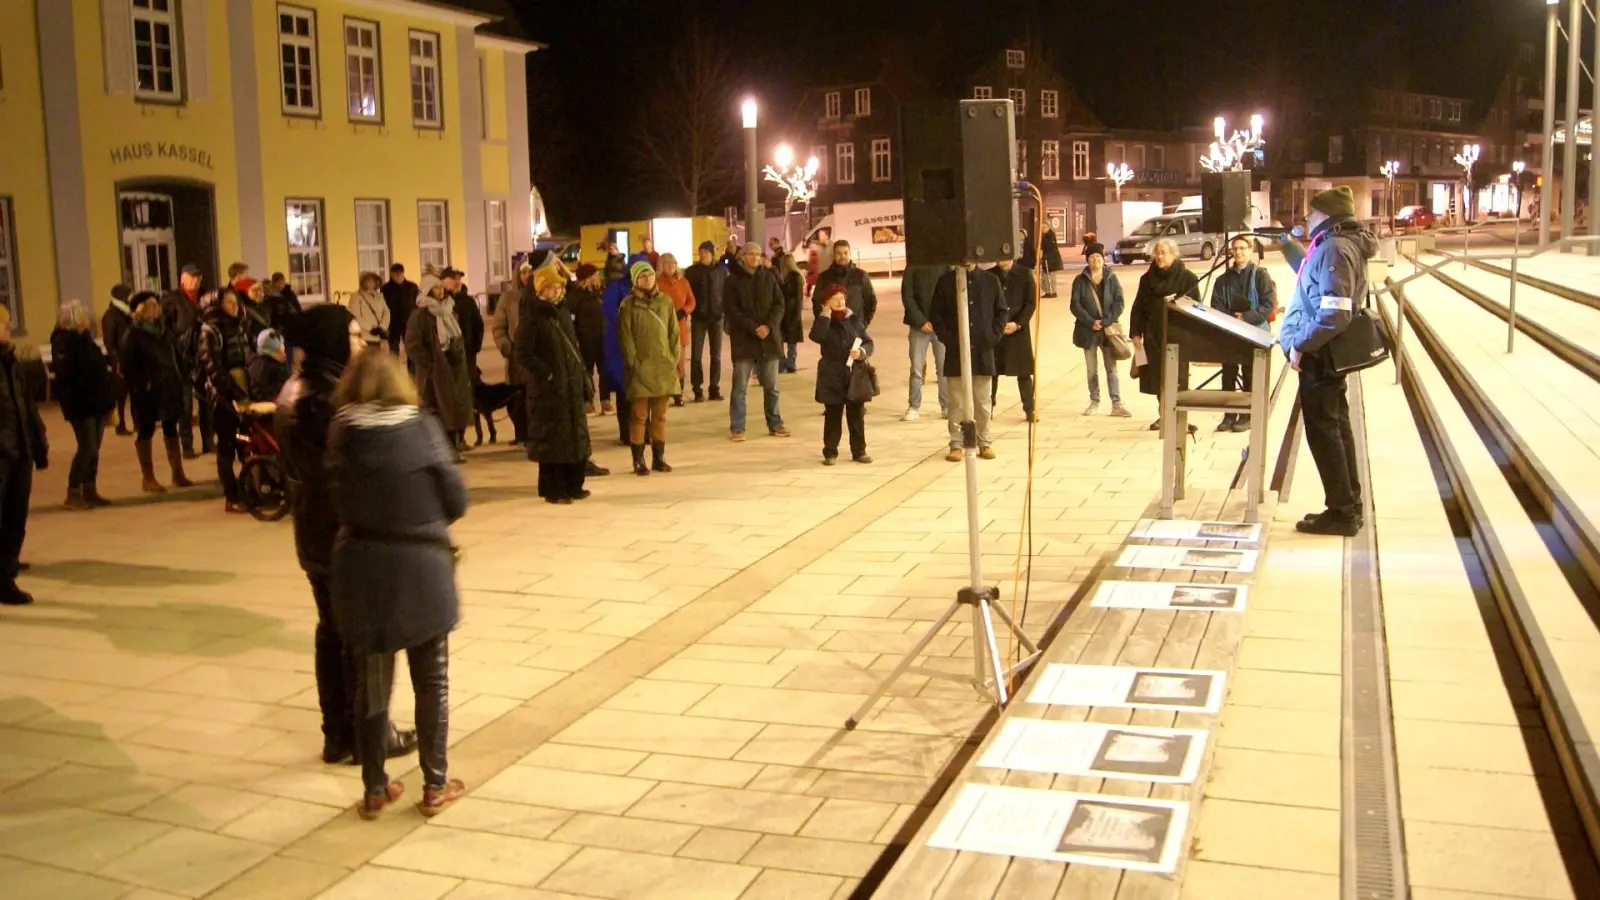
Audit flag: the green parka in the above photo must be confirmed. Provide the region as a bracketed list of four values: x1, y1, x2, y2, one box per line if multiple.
[618, 287, 681, 400]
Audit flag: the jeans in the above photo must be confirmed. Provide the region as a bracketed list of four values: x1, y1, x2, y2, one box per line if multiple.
[309, 575, 356, 746]
[0, 460, 32, 581]
[358, 635, 449, 794]
[68, 416, 105, 490]
[730, 357, 782, 434]
[822, 403, 866, 459]
[991, 375, 1035, 415]
[945, 375, 993, 448]
[629, 396, 669, 444]
[783, 341, 799, 373]
[1300, 359, 1362, 518]
[691, 319, 724, 395]
[1084, 344, 1123, 404]
[908, 328, 948, 412]
[213, 399, 240, 502]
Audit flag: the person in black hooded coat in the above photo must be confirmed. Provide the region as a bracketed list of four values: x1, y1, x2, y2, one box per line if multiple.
[277, 306, 415, 766]
[990, 259, 1037, 421]
[516, 266, 594, 502]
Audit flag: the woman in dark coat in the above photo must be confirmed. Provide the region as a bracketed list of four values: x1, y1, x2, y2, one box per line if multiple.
[991, 259, 1037, 422]
[328, 350, 467, 820]
[50, 301, 116, 508]
[810, 283, 873, 465]
[120, 291, 192, 493]
[777, 254, 806, 373]
[198, 290, 254, 513]
[404, 274, 473, 459]
[517, 264, 594, 503]
[1069, 244, 1131, 418]
[1128, 238, 1201, 432]
[0, 304, 47, 607]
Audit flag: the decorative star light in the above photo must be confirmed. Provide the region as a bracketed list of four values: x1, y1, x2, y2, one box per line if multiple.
[1200, 114, 1266, 174]
[1106, 163, 1135, 201]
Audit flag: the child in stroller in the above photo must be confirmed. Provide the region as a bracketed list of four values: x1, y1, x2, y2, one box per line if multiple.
[237, 331, 292, 521]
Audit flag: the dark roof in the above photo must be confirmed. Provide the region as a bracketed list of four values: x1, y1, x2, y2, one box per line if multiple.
[432, 0, 541, 45]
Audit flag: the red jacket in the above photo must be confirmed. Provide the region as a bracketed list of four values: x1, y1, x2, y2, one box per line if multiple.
[656, 273, 696, 346]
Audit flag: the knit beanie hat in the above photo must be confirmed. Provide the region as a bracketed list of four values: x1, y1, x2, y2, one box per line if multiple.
[821, 283, 848, 304]
[575, 263, 598, 282]
[698, 240, 716, 254]
[1310, 185, 1357, 219]
[1084, 242, 1106, 260]
[630, 260, 656, 283]
[256, 329, 285, 356]
[533, 264, 567, 295]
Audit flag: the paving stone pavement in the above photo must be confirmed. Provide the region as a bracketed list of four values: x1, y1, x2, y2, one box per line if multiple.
[1, 267, 1283, 899]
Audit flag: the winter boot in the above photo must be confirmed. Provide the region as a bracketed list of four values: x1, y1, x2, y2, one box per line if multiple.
[84, 483, 113, 507]
[135, 440, 166, 493]
[63, 487, 92, 511]
[164, 436, 196, 487]
[651, 441, 672, 473]
[631, 444, 649, 476]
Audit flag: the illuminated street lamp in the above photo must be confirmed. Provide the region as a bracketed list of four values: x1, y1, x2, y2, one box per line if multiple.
[764, 143, 820, 251]
[1107, 163, 1135, 201]
[1379, 160, 1400, 235]
[1453, 142, 1480, 223]
[741, 98, 764, 248]
[1201, 113, 1266, 173]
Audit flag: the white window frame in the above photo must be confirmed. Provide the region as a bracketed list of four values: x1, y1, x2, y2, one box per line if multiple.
[277, 5, 320, 116]
[1008, 88, 1025, 115]
[284, 199, 327, 303]
[1131, 144, 1145, 171]
[409, 30, 442, 128]
[354, 199, 390, 274]
[854, 87, 870, 117]
[131, 0, 183, 101]
[836, 142, 856, 185]
[417, 200, 450, 271]
[1041, 140, 1060, 181]
[487, 200, 508, 283]
[1016, 140, 1027, 179]
[1071, 141, 1090, 180]
[973, 85, 992, 100]
[824, 91, 840, 119]
[810, 144, 828, 184]
[1108, 142, 1124, 165]
[1005, 49, 1025, 69]
[870, 138, 891, 183]
[1041, 89, 1059, 118]
[0, 197, 19, 332]
[344, 17, 381, 122]
[1152, 145, 1166, 171]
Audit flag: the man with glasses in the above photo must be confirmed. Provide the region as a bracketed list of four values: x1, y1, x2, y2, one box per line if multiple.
[1209, 235, 1277, 432]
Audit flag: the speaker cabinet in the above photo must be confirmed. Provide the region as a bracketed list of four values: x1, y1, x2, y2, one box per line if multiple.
[902, 100, 1019, 266]
[1200, 170, 1251, 234]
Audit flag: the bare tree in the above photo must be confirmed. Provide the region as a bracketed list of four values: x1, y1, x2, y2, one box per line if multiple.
[631, 28, 739, 215]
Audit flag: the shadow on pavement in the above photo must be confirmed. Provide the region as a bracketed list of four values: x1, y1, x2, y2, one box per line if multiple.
[25, 560, 237, 587]
[5, 598, 303, 657]
[30, 483, 224, 517]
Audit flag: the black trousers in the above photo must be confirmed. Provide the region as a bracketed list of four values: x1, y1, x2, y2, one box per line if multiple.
[359, 635, 449, 794]
[691, 318, 724, 394]
[1222, 362, 1254, 393]
[538, 461, 586, 499]
[0, 460, 33, 581]
[1300, 360, 1361, 518]
[308, 574, 356, 745]
[213, 400, 240, 502]
[990, 374, 1036, 414]
[822, 402, 867, 459]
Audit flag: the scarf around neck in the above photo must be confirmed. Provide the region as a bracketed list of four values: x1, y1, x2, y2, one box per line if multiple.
[420, 292, 462, 348]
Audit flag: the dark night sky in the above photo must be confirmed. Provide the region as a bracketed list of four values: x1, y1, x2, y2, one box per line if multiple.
[507, 0, 1548, 231]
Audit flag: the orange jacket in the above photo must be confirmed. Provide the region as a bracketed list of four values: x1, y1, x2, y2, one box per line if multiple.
[656, 273, 696, 346]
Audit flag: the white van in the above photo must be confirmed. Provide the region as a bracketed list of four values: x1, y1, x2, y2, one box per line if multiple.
[798, 200, 905, 275]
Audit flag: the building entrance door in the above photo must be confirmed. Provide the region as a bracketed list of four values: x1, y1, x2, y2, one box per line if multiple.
[120, 191, 178, 292]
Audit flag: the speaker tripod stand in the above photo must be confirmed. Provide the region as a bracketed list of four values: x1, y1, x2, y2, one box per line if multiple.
[845, 266, 1041, 729]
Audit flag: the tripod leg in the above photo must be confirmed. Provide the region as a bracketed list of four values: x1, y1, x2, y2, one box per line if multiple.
[845, 599, 964, 729]
[990, 603, 1040, 654]
[975, 598, 1009, 706]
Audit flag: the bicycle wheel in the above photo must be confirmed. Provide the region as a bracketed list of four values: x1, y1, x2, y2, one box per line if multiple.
[240, 456, 290, 522]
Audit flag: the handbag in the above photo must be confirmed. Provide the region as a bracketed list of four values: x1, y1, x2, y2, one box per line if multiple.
[1087, 280, 1133, 361]
[1326, 302, 1391, 375]
[847, 359, 880, 404]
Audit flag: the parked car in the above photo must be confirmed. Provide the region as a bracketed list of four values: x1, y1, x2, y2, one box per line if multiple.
[1395, 205, 1437, 232]
[1111, 213, 1221, 265]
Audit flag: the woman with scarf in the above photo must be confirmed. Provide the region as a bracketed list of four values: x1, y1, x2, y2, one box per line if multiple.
[350, 272, 391, 352]
[517, 264, 594, 503]
[618, 260, 679, 476]
[51, 300, 116, 509]
[405, 273, 473, 462]
[198, 289, 254, 513]
[279, 306, 417, 767]
[1128, 238, 1201, 432]
[810, 283, 873, 465]
[121, 291, 193, 492]
[653, 254, 695, 406]
[777, 253, 806, 374]
[327, 350, 465, 818]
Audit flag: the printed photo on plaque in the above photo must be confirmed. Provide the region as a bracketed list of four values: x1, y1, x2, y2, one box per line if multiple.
[1026, 664, 1226, 713]
[978, 718, 1206, 783]
[1114, 545, 1259, 573]
[1131, 519, 1262, 543]
[928, 783, 1189, 874]
[1091, 581, 1247, 612]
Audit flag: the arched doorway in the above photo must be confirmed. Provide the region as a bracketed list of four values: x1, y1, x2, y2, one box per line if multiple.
[114, 177, 217, 293]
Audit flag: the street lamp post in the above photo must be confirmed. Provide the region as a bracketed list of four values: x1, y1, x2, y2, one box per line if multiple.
[1453, 143, 1480, 265]
[1380, 160, 1400, 236]
[741, 98, 764, 250]
[1540, 0, 1559, 245]
[1561, 0, 1582, 252]
[1510, 160, 1526, 351]
[1107, 163, 1135, 201]
[762, 144, 819, 253]
[1200, 113, 1266, 174]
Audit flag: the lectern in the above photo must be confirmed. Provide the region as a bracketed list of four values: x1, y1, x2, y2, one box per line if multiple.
[1160, 298, 1277, 522]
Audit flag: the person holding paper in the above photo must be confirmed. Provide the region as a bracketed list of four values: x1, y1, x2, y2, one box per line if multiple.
[810, 284, 873, 465]
[1128, 239, 1199, 434]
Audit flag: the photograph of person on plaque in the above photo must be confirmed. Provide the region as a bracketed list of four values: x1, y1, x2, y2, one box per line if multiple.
[1169, 585, 1240, 610]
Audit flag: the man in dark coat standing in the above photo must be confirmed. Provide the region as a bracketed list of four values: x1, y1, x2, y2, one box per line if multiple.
[1210, 235, 1278, 432]
[442, 268, 484, 382]
[161, 263, 207, 457]
[0, 306, 47, 608]
[930, 265, 1008, 461]
[684, 242, 727, 402]
[381, 263, 418, 354]
[991, 258, 1038, 422]
[811, 240, 878, 325]
[102, 284, 135, 435]
[278, 307, 415, 765]
[724, 243, 789, 441]
[900, 263, 949, 421]
[1041, 226, 1064, 298]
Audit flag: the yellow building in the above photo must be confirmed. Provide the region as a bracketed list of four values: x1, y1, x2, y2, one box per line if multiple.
[0, 0, 540, 337]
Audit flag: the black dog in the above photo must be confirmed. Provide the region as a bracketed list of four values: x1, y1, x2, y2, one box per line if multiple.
[471, 380, 519, 447]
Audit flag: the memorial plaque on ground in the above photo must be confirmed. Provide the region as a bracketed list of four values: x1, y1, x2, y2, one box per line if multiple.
[1130, 518, 1263, 543]
[1090, 580, 1248, 612]
[978, 718, 1208, 783]
[1026, 663, 1227, 713]
[1115, 544, 1259, 573]
[928, 783, 1190, 874]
